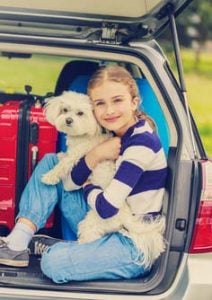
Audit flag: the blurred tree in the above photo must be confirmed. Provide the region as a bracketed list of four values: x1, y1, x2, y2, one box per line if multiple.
[158, 0, 212, 66]
[179, 0, 212, 65]
[186, 0, 212, 41]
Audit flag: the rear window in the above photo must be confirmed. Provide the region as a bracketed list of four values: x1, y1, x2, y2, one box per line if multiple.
[0, 53, 70, 95]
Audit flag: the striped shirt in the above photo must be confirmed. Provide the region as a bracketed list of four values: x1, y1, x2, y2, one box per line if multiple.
[70, 119, 168, 219]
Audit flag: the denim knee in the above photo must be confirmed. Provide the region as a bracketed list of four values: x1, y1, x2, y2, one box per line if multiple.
[40, 242, 73, 283]
[40, 234, 148, 283]
[40, 248, 57, 282]
[42, 153, 58, 166]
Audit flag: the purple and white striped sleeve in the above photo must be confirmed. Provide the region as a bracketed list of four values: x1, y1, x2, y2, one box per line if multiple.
[62, 156, 92, 191]
[83, 159, 145, 218]
[70, 156, 92, 185]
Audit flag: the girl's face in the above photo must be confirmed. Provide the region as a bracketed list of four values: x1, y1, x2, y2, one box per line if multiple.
[90, 80, 139, 137]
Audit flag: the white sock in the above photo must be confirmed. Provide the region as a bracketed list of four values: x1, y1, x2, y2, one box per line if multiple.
[5, 222, 34, 251]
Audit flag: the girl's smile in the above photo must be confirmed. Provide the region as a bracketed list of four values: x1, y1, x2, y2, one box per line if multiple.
[90, 80, 139, 137]
[104, 116, 120, 123]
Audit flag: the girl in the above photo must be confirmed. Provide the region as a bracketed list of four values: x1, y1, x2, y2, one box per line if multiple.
[0, 65, 167, 283]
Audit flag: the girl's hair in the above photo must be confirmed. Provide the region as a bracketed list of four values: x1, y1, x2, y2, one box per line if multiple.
[87, 65, 156, 130]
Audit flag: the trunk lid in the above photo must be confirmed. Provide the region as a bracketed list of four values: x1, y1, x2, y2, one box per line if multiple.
[0, 0, 193, 43]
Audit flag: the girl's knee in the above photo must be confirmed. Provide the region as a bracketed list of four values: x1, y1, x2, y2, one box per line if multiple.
[40, 249, 54, 279]
[42, 153, 58, 165]
[40, 246, 58, 277]
[40, 243, 72, 283]
[36, 153, 58, 173]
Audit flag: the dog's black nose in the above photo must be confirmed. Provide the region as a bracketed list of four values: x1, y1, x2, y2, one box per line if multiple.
[66, 117, 73, 125]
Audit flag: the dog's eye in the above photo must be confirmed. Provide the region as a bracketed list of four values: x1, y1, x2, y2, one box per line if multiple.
[76, 111, 84, 116]
[62, 108, 69, 113]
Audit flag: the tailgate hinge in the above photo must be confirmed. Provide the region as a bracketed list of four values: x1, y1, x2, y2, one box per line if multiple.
[101, 23, 118, 44]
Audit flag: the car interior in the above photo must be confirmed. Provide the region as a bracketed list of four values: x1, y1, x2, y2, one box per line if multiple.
[0, 51, 181, 294]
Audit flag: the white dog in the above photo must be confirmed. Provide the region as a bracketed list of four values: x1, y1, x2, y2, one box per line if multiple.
[41, 90, 115, 189]
[42, 90, 166, 268]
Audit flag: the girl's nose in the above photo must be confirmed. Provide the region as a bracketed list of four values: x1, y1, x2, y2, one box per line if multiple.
[106, 104, 115, 115]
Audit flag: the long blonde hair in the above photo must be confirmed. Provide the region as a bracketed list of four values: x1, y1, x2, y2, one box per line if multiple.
[87, 65, 155, 130]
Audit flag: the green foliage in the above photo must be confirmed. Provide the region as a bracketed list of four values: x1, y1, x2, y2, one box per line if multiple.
[168, 49, 212, 77]
[0, 55, 70, 95]
[159, 0, 212, 48]
[186, 73, 212, 157]
[187, 0, 212, 41]
[166, 49, 212, 157]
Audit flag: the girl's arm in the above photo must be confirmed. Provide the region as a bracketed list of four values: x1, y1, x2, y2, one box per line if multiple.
[83, 156, 145, 217]
[62, 137, 121, 191]
[83, 135, 167, 218]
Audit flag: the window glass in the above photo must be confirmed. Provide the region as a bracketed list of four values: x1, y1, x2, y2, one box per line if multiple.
[0, 54, 71, 95]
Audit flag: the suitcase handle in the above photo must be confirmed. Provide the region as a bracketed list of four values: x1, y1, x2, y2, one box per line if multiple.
[31, 146, 38, 171]
[30, 122, 39, 144]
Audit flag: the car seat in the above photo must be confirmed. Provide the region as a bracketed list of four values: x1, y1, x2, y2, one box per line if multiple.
[55, 61, 99, 153]
[55, 60, 170, 240]
[55, 60, 100, 96]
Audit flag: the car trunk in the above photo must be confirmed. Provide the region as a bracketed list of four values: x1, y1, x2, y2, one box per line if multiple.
[0, 0, 201, 297]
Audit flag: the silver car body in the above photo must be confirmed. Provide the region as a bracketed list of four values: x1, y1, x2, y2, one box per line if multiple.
[0, 1, 211, 299]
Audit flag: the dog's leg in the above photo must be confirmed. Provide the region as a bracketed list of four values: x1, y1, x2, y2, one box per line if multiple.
[41, 160, 68, 185]
[77, 211, 104, 244]
[78, 209, 124, 244]
[42, 147, 87, 185]
[41, 155, 78, 185]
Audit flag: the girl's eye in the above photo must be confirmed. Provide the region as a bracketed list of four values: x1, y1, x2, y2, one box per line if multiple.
[95, 102, 105, 106]
[77, 111, 84, 116]
[114, 98, 122, 103]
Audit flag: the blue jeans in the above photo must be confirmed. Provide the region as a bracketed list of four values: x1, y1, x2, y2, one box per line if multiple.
[17, 154, 147, 283]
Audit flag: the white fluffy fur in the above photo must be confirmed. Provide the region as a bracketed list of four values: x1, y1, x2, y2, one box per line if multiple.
[42, 91, 115, 188]
[78, 207, 166, 268]
[42, 90, 166, 268]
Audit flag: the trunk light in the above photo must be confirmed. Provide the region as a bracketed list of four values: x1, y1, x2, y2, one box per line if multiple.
[189, 160, 212, 253]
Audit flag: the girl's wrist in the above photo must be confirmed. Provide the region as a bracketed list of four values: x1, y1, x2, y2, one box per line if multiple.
[85, 148, 102, 170]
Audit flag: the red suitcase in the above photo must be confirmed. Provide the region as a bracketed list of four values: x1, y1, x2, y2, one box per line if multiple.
[0, 97, 58, 235]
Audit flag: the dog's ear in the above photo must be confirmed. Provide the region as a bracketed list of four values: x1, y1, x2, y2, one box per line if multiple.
[44, 96, 62, 125]
[84, 96, 104, 136]
[87, 115, 103, 136]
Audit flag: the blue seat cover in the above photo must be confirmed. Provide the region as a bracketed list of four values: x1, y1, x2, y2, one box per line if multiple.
[136, 78, 170, 156]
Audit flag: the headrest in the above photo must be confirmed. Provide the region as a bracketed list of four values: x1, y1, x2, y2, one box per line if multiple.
[55, 60, 99, 95]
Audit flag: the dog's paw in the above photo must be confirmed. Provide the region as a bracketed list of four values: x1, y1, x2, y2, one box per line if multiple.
[57, 152, 66, 160]
[77, 224, 97, 244]
[78, 225, 102, 244]
[41, 171, 61, 185]
[78, 234, 98, 244]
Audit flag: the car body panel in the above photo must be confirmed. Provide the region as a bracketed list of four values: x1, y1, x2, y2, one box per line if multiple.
[0, 0, 193, 42]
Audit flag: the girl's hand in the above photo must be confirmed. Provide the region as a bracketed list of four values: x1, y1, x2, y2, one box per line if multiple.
[95, 137, 121, 161]
[85, 137, 121, 170]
